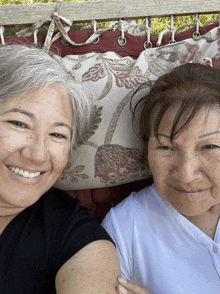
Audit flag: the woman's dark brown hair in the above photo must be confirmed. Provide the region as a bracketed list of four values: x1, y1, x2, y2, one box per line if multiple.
[133, 63, 220, 160]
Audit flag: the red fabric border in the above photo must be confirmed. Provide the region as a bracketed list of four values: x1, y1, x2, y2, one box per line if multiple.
[4, 23, 218, 59]
[67, 177, 153, 223]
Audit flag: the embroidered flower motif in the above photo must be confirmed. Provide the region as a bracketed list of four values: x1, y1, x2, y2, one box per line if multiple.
[60, 162, 89, 183]
[82, 57, 147, 96]
[103, 58, 147, 89]
[144, 50, 160, 63]
[109, 65, 147, 89]
[179, 43, 200, 64]
[82, 63, 107, 82]
[144, 47, 180, 77]
[94, 144, 149, 186]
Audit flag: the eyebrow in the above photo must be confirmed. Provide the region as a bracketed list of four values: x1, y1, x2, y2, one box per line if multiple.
[157, 131, 220, 140]
[2, 108, 72, 132]
[198, 131, 220, 139]
[3, 108, 35, 118]
[54, 122, 72, 132]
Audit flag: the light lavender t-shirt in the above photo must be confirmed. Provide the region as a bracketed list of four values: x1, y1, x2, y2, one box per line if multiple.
[102, 184, 220, 294]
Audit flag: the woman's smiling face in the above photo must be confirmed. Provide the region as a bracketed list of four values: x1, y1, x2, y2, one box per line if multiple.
[0, 84, 72, 216]
[148, 106, 220, 217]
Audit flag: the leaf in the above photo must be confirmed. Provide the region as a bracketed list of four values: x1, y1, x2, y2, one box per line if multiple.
[78, 106, 103, 143]
[82, 64, 106, 82]
[73, 165, 85, 173]
[70, 177, 78, 183]
[97, 72, 113, 100]
[76, 174, 89, 179]
[64, 162, 71, 171]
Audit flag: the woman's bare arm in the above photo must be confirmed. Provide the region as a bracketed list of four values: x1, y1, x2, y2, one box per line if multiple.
[55, 240, 121, 294]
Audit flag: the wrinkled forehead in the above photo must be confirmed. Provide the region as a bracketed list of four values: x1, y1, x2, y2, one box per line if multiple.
[150, 104, 220, 138]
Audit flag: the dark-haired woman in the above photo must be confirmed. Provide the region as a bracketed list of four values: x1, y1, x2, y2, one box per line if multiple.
[102, 63, 220, 294]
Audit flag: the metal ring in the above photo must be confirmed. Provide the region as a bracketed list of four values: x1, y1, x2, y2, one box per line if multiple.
[143, 41, 152, 49]
[92, 36, 100, 44]
[169, 39, 176, 44]
[192, 30, 200, 39]
[117, 36, 127, 46]
[31, 41, 42, 48]
[60, 37, 70, 46]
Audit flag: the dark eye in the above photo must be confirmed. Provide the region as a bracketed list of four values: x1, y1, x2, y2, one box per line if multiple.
[157, 145, 173, 151]
[203, 144, 219, 150]
[8, 121, 27, 128]
[51, 133, 67, 139]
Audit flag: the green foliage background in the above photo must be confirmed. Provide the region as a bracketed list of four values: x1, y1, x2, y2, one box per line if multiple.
[1, 0, 218, 37]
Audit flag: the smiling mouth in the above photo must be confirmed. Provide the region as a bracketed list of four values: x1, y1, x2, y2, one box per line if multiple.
[177, 189, 202, 194]
[6, 165, 43, 179]
[173, 187, 206, 194]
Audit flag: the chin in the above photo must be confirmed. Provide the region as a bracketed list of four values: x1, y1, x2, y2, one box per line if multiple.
[1, 185, 49, 210]
[174, 204, 213, 217]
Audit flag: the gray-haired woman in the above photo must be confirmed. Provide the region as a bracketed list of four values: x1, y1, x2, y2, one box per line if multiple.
[0, 44, 120, 293]
[102, 63, 220, 294]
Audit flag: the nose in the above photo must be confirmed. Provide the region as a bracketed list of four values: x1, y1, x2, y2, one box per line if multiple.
[174, 151, 202, 183]
[21, 134, 49, 164]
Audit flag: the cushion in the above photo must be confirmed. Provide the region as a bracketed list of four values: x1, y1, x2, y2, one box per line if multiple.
[5, 24, 220, 190]
[53, 25, 220, 190]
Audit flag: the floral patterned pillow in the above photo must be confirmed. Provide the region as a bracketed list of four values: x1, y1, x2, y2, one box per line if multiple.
[54, 26, 220, 190]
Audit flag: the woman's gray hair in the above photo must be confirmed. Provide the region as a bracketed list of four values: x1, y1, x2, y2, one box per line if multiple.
[0, 44, 94, 150]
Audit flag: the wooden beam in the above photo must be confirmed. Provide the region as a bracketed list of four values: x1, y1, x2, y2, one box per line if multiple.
[0, 0, 219, 26]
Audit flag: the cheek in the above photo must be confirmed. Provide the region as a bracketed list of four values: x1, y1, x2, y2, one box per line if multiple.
[148, 151, 169, 179]
[148, 152, 171, 198]
[206, 155, 220, 171]
[53, 145, 70, 172]
[0, 135, 21, 156]
[0, 129, 31, 149]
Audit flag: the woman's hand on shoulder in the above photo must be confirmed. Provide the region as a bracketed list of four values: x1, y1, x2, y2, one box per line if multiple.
[117, 277, 152, 294]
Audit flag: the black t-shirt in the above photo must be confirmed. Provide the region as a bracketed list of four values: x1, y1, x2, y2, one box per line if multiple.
[0, 188, 113, 293]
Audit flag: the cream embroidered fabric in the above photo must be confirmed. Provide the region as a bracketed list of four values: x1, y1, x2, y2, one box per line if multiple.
[54, 27, 220, 190]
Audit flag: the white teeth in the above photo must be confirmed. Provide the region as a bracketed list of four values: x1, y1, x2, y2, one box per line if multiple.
[15, 168, 20, 174]
[8, 166, 41, 179]
[18, 169, 23, 176]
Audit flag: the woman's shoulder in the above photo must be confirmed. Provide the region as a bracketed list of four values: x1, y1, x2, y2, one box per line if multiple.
[41, 187, 91, 216]
[27, 188, 112, 257]
[102, 184, 159, 228]
[32, 188, 93, 231]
